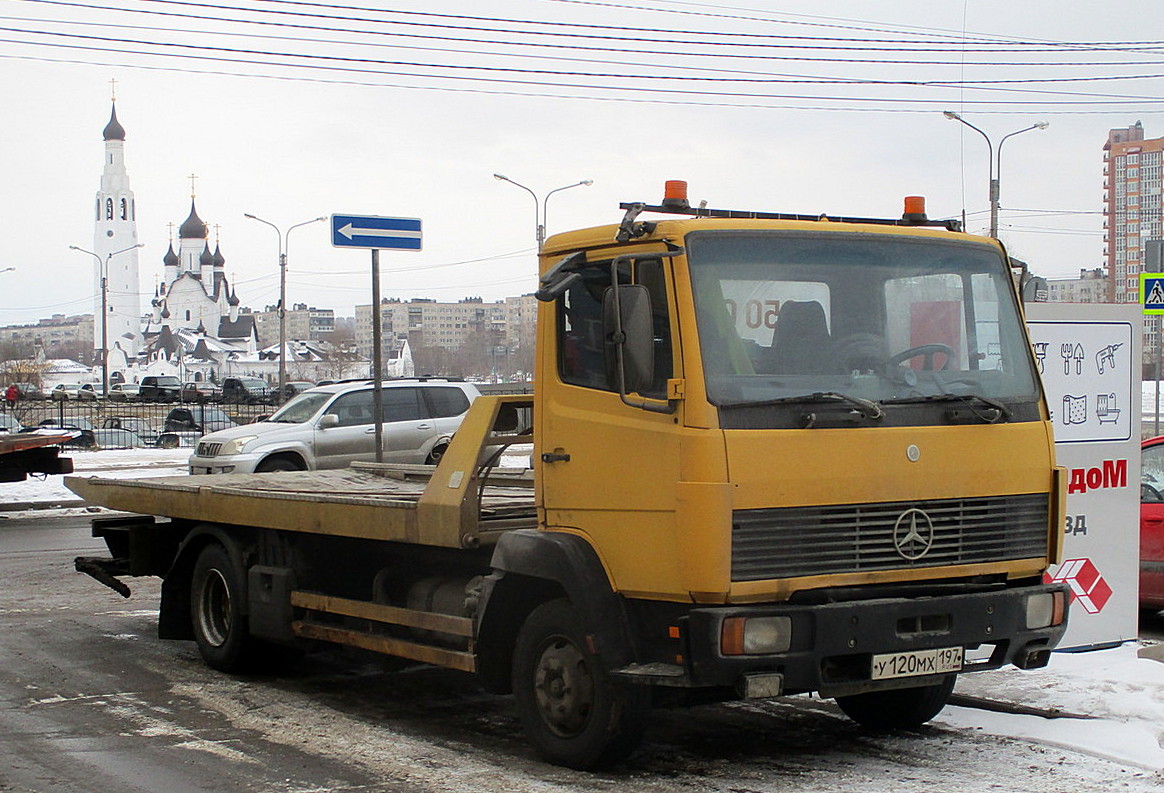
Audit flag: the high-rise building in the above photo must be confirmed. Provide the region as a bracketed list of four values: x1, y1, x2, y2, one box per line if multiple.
[93, 100, 142, 362]
[1103, 121, 1164, 356]
[1103, 122, 1164, 303]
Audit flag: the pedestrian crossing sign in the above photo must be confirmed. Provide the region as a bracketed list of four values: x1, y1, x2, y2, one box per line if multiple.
[1142, 273, 1164, 314]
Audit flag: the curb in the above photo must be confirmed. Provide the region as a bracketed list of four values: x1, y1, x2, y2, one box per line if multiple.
[0, 499, 88, 513]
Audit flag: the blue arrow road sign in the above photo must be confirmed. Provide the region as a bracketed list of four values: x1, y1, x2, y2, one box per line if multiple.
[331, 214, 422, 250]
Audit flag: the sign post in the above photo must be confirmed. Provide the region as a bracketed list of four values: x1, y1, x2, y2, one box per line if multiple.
[1026, 303, 1140, 649]
[331, 214, 423, 462]
[1141, 273, 1164, 436]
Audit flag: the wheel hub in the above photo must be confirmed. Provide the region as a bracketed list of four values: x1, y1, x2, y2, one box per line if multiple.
[533, 636, 594, 737]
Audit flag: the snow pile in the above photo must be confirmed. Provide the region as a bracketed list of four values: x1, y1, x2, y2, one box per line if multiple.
[946, 643, 1164, 771]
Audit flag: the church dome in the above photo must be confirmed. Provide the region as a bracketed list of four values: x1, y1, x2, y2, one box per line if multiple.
[102, 103, 126, 141]
[179, 200, 207, 239]
[200, 243, 214, 266]
[163, 243, 179, 267]
[212, 243, 225, 268]
[228, 287, 240, 307]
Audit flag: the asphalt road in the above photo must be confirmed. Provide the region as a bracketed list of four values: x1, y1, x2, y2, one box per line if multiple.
[0, 514, 1160, 793]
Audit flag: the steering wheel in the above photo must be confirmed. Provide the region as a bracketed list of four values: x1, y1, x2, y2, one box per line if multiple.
[884, 343, 954, 371]
[1143, 482, 1163, 503]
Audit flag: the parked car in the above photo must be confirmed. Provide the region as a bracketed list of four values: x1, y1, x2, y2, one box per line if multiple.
[0, 414, 23, 433]
[1141, 436, 1164, 613]
[37, 418, 96, 448]
[50, 383, 100, 401]
[92, 428, 147, 449]
[107, 383, 141, 402]
[188, 380, 479, 474]
[219, 377, 273, 405]
[12, 382, 42, 399]
[101, 416, 173, 448]
[164, 406, 238, 435]
[139, 375, 182, 402]
[276, 381, 315, 402]
[181, 381, 221, 403]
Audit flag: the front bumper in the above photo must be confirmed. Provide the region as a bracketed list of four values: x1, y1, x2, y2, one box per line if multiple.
[620, 584, 1069, 698]
[188, 452, 263, 475]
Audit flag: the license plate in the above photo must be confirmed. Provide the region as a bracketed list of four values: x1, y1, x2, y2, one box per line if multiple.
[871, 646, 963, 680]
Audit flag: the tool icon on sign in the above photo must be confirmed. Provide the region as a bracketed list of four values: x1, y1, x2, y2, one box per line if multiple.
[1096, 343, 1123, 375]
[1061, 343, 1085, 375]
[1032, 342, 1048, 374]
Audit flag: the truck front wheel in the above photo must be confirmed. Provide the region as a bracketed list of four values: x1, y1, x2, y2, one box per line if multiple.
[512, 598, 649, 769]
[834, 674, 956, 729]
[190, 542, 255, 673]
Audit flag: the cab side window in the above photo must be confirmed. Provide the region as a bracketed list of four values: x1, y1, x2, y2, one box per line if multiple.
[557, 257, 673, 398]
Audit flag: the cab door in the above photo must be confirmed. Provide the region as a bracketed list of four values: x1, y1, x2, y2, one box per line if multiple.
[536, 254, 684, 599]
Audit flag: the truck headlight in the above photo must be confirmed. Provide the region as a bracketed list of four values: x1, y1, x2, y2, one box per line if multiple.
[219, 435, 258, 456]
[1025, 591, 1067, 629]
[721, 616, 792, 655]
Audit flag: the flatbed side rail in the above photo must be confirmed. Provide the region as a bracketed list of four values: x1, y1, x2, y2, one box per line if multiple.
[291, 591, 476, 672]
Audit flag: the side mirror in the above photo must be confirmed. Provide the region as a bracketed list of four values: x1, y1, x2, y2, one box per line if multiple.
[603, 283, 654, 394]
[319, 413, 339, 429]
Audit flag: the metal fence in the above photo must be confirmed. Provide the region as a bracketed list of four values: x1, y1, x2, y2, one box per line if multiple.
[1, 399, 272, 449]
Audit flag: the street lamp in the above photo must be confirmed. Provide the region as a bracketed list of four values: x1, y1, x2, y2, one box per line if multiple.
[244, 213, 326, 402]
[70, 243, 143, 395]
[493, 174, 593, 249]
[0, 267, 14, 274]
[943, 111, 1049, 238]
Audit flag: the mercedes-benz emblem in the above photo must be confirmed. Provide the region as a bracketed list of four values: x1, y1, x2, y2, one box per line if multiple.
[893, 508, 935, 560]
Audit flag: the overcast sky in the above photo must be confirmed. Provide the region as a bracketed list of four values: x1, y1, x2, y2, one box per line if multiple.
[1, 0, 1162, 327]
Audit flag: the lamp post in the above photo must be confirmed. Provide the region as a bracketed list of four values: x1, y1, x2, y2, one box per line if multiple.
[943, 111, 1049, 238]
[244, 214, 326, 402]
[493, 174, 593, 249]
[70, 243, 143, 395]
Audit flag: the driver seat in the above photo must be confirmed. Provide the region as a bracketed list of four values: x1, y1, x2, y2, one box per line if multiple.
[765, 301, 836, 375]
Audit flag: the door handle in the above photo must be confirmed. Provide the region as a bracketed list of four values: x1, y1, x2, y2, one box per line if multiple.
[541, 452, 571, 463]
[365, 428, 376, 434]
[417, 423, 432, 430]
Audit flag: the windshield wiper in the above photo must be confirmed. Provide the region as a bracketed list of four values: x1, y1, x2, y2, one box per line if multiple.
[720, 391, 883, 420]
[881, 393, 1012, 424]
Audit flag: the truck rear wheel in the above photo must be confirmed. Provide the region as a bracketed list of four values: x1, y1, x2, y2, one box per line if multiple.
[834, 674, 956, 729]
[190, 542, 255, 673]
[512, 598, 649, 769]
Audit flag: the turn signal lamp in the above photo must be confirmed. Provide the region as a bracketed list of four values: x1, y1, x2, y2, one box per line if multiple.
[662, 180, 690, 209]
[902, 195, 928, 224]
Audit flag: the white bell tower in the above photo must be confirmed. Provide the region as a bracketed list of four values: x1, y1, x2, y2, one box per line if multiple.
[93, 87, 141, 362]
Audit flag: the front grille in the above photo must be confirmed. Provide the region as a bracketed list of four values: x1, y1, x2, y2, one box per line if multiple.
[732, 493, 1048, 582]
[196, 441, 223, 457]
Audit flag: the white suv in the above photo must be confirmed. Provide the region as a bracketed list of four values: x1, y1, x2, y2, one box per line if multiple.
[188, 379, 479, 474]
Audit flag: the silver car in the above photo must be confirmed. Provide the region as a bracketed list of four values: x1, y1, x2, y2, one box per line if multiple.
[188, 379, 479, 474]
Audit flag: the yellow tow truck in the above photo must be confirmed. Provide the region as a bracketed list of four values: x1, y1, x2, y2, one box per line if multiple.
[69, 184, 1069, 769]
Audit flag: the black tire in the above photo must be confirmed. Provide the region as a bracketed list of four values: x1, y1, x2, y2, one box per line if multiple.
[158, 434, 180, 449]
[835, 675, 956, 729]
[425, 443, 449, 465]
[255, 457, 303, 473]
[512, 598, 649, 769]
[189, 542, 256, 672]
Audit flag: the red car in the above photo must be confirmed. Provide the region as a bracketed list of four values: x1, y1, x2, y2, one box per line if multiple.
[1140, 437, 1164, 612]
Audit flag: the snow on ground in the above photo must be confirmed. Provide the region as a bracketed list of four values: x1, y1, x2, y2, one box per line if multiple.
[0, 447, 191, 507]
[2, 446, 1162, 776]
[946, 643, 1164, 771]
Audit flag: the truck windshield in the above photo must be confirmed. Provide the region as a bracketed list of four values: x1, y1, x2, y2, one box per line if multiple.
[686, 230, 1040, 423]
